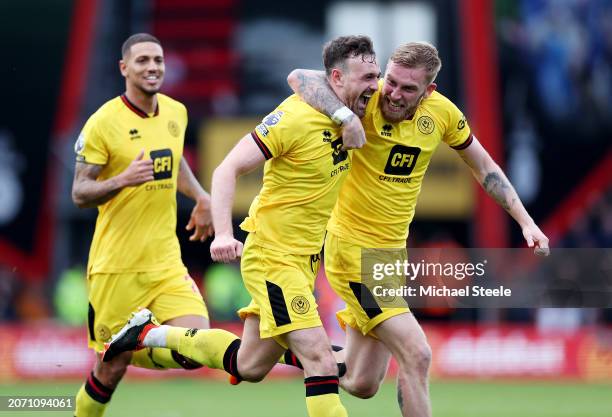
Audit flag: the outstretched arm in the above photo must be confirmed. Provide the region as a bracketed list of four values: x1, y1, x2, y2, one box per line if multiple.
[71, 149, 153, 208]
[456, 137, 550, 255]
[178, 156, 213, 242]
[209, 134, 266, 263]
[287, 69, 365, 149]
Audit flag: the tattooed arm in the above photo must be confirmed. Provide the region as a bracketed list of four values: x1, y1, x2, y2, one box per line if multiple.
[287, 69, 366, 149]
[71, 149, 153, 208]
[456, 136, 550, 255]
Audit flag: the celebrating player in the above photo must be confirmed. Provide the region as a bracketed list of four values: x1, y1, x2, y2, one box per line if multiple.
[71, 33, 214, 417]
[287, 41, 550, 417]
[103, 35, 380, 417]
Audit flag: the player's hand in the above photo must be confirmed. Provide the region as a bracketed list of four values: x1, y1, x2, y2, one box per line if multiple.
[210, 234, 243, 263]
[118, 150, 154, 187]
[341, 116, 366, 150]
[522, 222, 550, 256]
[186, 196, 213, 242]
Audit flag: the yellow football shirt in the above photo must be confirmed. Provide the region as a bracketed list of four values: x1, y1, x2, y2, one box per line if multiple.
[75, 93, 188, 274]
[240, 94, 351, 254]
[327, 87, 472, 247]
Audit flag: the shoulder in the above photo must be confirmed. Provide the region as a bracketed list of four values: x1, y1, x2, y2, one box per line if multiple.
[84, 96, 123, 130]
[158, 93, 187, 115]
[422, 91, 463, 115]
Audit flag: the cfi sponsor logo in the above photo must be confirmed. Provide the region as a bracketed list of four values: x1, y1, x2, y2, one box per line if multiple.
[150, 148, 173, 180]
[291, 296, 310, 314]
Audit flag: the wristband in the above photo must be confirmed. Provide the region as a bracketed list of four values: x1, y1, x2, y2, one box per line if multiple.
[331, 106, 354, 126]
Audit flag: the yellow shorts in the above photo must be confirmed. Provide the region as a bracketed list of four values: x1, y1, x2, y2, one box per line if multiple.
[238, 234, 322, 348]
[87, 267, 208, 352]
[324, 231, 409, 336]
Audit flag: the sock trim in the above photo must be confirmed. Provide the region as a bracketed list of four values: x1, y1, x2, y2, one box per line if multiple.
[284, 350, 303, 369]
[304, 375, 339, 397]
[85, 372, 113, 404]
[222, 338, 242, 379]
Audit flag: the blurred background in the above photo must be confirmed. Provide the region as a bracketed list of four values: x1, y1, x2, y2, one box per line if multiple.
[0, 0, 611, 415]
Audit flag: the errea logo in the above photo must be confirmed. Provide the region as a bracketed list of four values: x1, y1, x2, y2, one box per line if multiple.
[381, 124, 392, 137]
[322, 130, 332, 143]
[129, 129, 141, 140]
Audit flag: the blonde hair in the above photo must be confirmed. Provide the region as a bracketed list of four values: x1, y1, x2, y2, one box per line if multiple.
[389, 42, 441, 84]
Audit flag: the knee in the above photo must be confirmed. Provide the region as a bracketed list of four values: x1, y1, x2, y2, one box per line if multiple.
[399, 341, 432, 376]
[303, 350, 338, 377]
[345, 376, 380, 399]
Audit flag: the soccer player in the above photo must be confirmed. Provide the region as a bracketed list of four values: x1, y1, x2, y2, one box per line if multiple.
[71, 33, 214, 417]
[104, 35, 380, 417]
[287, 42, 550, 417]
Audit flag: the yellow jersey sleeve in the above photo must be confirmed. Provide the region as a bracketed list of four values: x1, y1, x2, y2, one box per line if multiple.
[441, 100, 472, 150]
[252, 105, 299, 158]
[75, 115, 108, 165]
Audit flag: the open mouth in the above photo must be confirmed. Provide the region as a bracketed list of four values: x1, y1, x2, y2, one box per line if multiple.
[359, 92, 373, 107]
[386, 97, 404, 112]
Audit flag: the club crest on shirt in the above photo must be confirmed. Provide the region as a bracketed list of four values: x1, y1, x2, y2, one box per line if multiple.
[168, 120, 180, 137]
[417, 116, 435, 135]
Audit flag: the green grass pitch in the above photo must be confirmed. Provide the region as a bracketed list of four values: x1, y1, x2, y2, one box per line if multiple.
[1, 378, 611, 416]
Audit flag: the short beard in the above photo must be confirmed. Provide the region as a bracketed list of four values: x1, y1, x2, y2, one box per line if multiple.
[137, 84, 160, 97]
[380, 92, 425, 122]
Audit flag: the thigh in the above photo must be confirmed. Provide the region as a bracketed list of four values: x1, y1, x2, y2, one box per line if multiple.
[325, 232, 409, 336]
[149, 269, 209, 324]
[164, 314, 209, 329]
[372, 312, 428, 357]
[240, 237, 322, 345]
[87, 272, 152, 352]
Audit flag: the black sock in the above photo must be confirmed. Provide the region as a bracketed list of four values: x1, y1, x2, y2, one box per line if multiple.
[222, 339, 242, 380]
[84, 372, 114, 404]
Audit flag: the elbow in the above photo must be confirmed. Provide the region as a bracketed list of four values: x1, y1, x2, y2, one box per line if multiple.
[212, 163, 240, 186]
[71, 189, 89, 209]
[287, 69, 300, 92]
